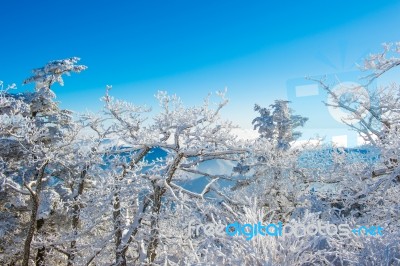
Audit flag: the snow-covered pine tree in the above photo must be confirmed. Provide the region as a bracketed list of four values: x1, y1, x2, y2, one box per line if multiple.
[253, 100, 308, 150]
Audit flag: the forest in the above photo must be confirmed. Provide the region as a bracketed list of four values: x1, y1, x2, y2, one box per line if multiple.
[1, 43, 400, 265]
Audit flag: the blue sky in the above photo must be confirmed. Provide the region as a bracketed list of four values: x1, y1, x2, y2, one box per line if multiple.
[1, 1, 400, 144]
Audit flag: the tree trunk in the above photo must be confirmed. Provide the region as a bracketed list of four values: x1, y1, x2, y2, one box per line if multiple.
[146, 153, 183, 263]
[68, 166, 88, 266]
[22, 161, 48, 266]
[146, 185, 163, 263]
[112, 147, 150, 265]
[35, 218, 46, 266]
[113, 192, 126, 266]
[22, 192, 39, 266]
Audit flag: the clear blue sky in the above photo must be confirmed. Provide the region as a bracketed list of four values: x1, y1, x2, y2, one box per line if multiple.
[1, 1, 400, 144]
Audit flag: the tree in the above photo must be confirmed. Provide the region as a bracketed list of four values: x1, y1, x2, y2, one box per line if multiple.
[309, 42, 400, 212]
[253, 100, 308, 149]
[0, 58, 87, 265]
[93, 88, 247, 264]
[1, 49, 400, 265]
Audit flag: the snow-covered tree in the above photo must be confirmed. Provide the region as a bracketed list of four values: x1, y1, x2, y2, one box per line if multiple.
[0, 58, 87, 265]
[88, 88, 247, 265]
[253, 100, 308, 149]
[1, 46, 400, 265]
